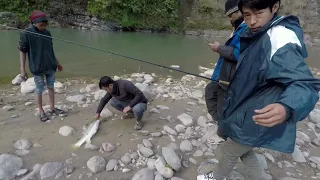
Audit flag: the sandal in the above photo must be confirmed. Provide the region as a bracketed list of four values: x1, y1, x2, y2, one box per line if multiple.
[49, 108, 66, 115]
[40, 113, 49, 122]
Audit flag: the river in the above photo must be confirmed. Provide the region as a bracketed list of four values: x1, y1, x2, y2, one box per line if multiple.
[1, 28, 320, 83]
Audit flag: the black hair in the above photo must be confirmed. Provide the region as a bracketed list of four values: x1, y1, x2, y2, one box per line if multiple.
[98, 76, 114, 89]
[238, 0, 281, 12]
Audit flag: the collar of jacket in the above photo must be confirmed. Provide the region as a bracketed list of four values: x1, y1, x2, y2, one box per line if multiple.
[111, 81, 120, 96]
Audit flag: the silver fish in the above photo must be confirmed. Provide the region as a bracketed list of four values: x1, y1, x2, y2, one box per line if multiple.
[73, 120, 100, 149]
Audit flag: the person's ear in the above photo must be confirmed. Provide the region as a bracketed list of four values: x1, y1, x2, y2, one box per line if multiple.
[272, 1, 280, 14]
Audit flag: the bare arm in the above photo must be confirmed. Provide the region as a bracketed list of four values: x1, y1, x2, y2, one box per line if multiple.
[19, 51, 27, 73]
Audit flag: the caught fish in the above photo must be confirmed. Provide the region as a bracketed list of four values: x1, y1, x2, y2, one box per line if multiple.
[72, 120, 100, 149]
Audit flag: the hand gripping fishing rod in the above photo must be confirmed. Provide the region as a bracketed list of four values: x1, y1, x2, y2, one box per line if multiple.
[0, 24, 230, 86]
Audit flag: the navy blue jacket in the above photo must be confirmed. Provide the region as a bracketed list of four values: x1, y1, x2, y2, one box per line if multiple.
[220, 15, 319, 153]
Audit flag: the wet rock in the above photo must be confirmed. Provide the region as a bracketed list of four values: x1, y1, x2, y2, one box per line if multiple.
[163, 125, 178, 135]
[64, 164, 74, 174]
[12, 74, 24, 85]
[147, 159, 156, 170]
[156, 105, 170, 110]
[102, 142, 115, 152]
[171, 177, 185, 180]
[197, 116, 208, 127]
[180, 140, 193, 152]
[132, 168, 155, 180]
[175, 124, 186, 133]
[25, 102, 33, 106]
[309, 109, 320, 124]
[162, 147, 181, 171]
[66, 95, 86, 103]
[150, 108, 160, 113]
[100, 108, 113, 118]
[143, 139, 153, 148]
[87, 156, 106, 174]
[0, 154, 23, 180]
[2, 105, 14, 111]
[20, 78, 36, 94]
[155, 174, 165, 180]
[40, 162, 63, 179]
[15, 150, 30, 156]
[155, 156, 174, 178]
[167, 142, 179, 151]
[139, 146, 154, 158]
[14, 139, 32, 150]
[256, 154, 268, 170]
[296, 131, 311, 143]
[59, 126, 74, 136]
[191, 90, 203, 99]
[85, 84, 96, 92]
[295, 138, 305, 146]
[121, 155, 132, 165]
[55, 171, 63, 179]
[151, 132, 162, 137]
[131, 152, 139, 160]
[122, 168, 131, 173]
[94, 90, 107, 101]
[264, 152, 275, 163]
[135, 83, 153, 101]
[309, 156, 320, 164]
[106, 159, 118, 171]
[192, 139, 203, 147]
[312, 138, 320, 147]
[193, 150, 204, 157]
[292, 145, 307, 162]
[84, 144, 99, 150]
[204, 152, 215, 156]
[17, 169, 28, 177]
[278, 177, 301, 180]
[177, 113, 194, 127]
[189, 157, 197, 165]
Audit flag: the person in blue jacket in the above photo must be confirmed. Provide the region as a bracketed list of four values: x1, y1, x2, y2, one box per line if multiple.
[198, 0, 319, 179]
[205, 0, 247, 140]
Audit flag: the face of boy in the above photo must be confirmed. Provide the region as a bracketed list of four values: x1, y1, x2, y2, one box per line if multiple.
[35, 21, 48, 31]
[242, 2, 280, 32]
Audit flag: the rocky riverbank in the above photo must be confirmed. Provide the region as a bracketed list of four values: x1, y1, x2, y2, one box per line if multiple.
[1, 65, 320, 180]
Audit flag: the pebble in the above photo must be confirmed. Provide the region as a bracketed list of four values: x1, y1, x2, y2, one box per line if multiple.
[150, 108, 160, 113]
[40, 162, 63, 179]
[193, 150, 204, 157]
[197, 116, 208, 127]
[180, 140, 193, 152]
[102, 142, 115, 152]
[292, 145, 306, 162]
[59, 126, 74, 136]
[17, 169, 28, 177]
[163, 125, 178, 135]
[296, 131, 311, 143]
[106, 159, 118, 172]
[84, 144, 99, 150]
[155, 174, 165, 180]
[175, 124, 186, 133]
[15, 150, 30, 156]
[204, 152, 215, 156]
[167, 142, 179, 151]
[139, 146, 154, 158]
[264, 152, 275, 163]
[122, 168, 131, 173]
[162, 147, 182, 171]
[66, 158, 73, 164]
[131, 152, 139, 160]
[143, 139, 153, 148]
[2, 105, 14, 111]
[25, 102, 33, 106]
[132, 168, 155, 180]
[64, 165, 74, 174]
[151, 132, 162, 137]
[155, 156, 174, 178]
[147, 159, 156, 170]
[121, 155, 132, 165]
[14, 139, 32, 150]
[177, 113, 194, 127]
[189, 157, 197, 165]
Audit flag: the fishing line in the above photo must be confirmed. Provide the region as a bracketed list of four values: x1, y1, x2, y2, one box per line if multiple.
[0, 24, 230, 85]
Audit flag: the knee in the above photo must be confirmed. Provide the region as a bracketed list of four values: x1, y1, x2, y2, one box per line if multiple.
[46, 73, 55, 89]
[132, 103, 147, 114]
[34, 76, 45, 94]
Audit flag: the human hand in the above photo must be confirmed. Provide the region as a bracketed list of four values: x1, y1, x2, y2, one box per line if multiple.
[209, 41, 220, 52]
[20, 71, 28, 81]
[93, 113, 100, 120]
[253, 103, 287, 127]
[57, 64, 63, 72]
[123, 106, 132, 113]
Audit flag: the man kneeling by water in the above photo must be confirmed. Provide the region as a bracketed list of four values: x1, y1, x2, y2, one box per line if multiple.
[94, 76, 148, 130]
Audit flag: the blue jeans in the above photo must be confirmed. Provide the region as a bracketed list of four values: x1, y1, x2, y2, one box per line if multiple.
[109, 98, 147, 121]
[33, 73, 55, 94]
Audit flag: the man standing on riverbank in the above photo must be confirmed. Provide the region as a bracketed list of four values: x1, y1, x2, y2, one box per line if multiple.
[94, 76, 148, 130]
[198, 0, 319, 179]
[205, 0, 247, 139]
[18, 10, 66, 122]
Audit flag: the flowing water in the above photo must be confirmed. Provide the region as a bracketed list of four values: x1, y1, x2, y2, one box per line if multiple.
[1, 28, 320, 82]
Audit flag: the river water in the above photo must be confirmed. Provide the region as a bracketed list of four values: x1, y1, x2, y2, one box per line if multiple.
[1, 28, 320, 82]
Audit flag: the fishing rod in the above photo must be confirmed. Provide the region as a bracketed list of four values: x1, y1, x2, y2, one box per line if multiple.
[0, 24, 230, 86]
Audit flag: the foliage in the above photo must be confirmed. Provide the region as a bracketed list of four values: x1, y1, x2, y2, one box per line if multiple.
[87, 0, 180, 31]
[0, 0, 49, 22]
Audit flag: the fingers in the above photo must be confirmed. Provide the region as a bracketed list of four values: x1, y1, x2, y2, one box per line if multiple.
[254, 104, 274, 114]
[253, 110, 275, 121]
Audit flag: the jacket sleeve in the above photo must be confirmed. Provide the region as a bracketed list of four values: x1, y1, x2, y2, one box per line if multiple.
[96, 93, 112, 114]
[124, 81, 144, 108]
[18, 31, 29, 53]
[217, 45, 238, 62]
[266, 43, 319, 122]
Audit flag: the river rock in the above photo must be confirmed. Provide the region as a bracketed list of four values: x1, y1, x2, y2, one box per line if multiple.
[193, 150, 204, 157]
[189, 157, 197, 165]
[175, 124, 186, 133]
[59, 126, 74, 136]
[0, 154, 23, 180]
[66, 95, 86, 103]
[100, 108, 113, 118]
[191, 139, 203, 147]
[144, 74, 155, 84]
[147, 159, 156, 170]
[155, 156, 174, 178]
[20, 78, 36, 94]
[150, 108, 160, 113]
[155, 174, 165, 180]
[163, 125, 178, 135]
[14, 139, 32, 150]
[106, 159, 118, 171]
[17, 169, 28, 177]
[122, 168, 131, 173]
[15, 150, 30, 156]
[197, 116, 208, 127]
[143, 139, 153, 148]
[135, 83, 153, 101]
[296, 131, 311, 143]
[156, 105, 170, 110]
[102, 142, 115, 152]
[84, 144, 99, 150]
[121, 155, 132, 165]
[312, 138, 320, 147]
[132, 168, 155, 180]
[162, 147, 182, 171]
[85, 84, 96, 92]
[131, 152, 139, 159]
[177, 113, 194, 127]
[292, 145, 307, 162]
[87, 156, 106, 174]
[94, 90, 107, 101]
[180, 140, 193, 152]
[139, 146, 154, 158]
[171, 177, 185, 180]
[309, 109, 320, 124]
[2, 105, 14, 111]
[167, 142, 179, 151]
[40, 162, 63, 179]
[256, 154, 268, 170]
[63, 164, 74, 174]
[309, 156, 320, 165]
[191, 90, 203, 99]
[12, 74, 24, 85]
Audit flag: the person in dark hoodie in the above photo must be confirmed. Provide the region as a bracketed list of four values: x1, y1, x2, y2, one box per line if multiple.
[94, 76, 148, 130]
[205, 0, 247, 139]
[18, 10, 65, 122]
[198, 0, 319, 179]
